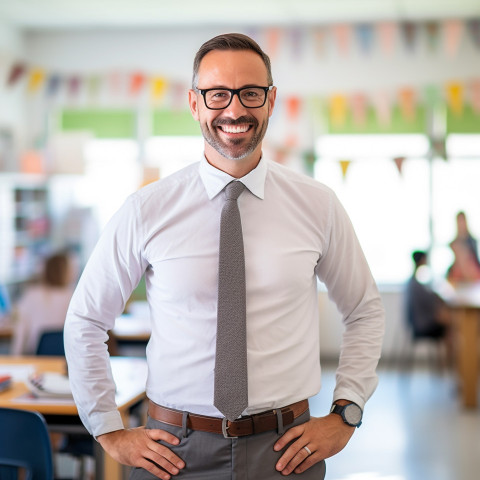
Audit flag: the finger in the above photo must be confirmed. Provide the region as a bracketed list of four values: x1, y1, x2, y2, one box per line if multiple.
[294, 449, 318, 474]
[148, 442, 185, 471]
[137, 457, 176, 480]
[275, 439, 309, 475]
[273, 424, 304, 452]
[146, 428, 181, 446]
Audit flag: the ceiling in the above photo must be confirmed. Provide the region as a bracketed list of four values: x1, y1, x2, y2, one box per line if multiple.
[1, 0, 479, 31]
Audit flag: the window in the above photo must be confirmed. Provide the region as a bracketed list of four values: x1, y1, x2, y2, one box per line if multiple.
[315, 133, 480, 285]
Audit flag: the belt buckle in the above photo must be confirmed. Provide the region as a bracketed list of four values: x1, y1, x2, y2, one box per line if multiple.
[221, 418, 234, 439]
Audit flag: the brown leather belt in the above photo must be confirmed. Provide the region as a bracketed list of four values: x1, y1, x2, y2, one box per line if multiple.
[148, 399, 309, 438]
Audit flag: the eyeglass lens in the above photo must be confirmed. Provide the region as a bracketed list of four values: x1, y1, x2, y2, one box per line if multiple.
[205, 88, 267, 109]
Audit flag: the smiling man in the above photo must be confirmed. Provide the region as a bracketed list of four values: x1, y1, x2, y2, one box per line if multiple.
[64, 33, 384, 480]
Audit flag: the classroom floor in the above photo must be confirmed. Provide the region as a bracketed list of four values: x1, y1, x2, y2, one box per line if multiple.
[310, 362, 480, 480]
[56, 362, 480, 480]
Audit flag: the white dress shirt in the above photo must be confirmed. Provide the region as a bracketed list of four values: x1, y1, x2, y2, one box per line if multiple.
[64, 157, 385, 437]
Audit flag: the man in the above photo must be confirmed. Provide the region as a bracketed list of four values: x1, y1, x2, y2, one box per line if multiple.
[406, 251, 449, 340]
[64, 33, 384, 479]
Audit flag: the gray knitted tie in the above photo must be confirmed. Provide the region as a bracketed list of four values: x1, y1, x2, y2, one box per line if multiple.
[214, 181, 248, 422]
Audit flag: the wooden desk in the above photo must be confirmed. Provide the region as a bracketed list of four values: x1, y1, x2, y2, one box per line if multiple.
[437, 281, 480, 408]
[0, 355, 148, 478]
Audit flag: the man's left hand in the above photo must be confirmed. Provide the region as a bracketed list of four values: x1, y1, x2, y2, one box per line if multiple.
[273, 414, 355, 475]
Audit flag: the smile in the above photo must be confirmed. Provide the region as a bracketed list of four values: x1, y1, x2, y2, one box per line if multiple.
[218, 124, 251, 134]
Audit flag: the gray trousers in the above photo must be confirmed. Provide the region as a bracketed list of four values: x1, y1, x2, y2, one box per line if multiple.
[130, 409, 326, 480]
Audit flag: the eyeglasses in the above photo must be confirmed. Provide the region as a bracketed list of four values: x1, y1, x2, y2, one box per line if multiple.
[196, 86, 273, 110]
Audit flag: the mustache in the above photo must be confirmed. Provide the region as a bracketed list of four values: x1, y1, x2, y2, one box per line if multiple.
[212, 116, 259, 128]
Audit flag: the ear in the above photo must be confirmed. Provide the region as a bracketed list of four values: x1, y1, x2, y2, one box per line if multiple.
[188, 89, 200, 121]
[267, 86, 277, 118]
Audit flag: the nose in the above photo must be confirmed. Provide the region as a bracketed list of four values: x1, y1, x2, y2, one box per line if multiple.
[223, 92, 248, 118]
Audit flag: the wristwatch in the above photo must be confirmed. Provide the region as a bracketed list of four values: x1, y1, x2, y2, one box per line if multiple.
[330, 402, 363, 427]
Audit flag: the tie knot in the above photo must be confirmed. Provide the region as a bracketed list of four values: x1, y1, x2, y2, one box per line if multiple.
[225, 181, 246, 201]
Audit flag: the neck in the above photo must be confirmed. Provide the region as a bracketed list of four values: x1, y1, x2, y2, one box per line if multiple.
[204, 146, 262, 178]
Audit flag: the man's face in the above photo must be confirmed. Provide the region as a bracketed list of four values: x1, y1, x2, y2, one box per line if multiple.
[189, 49, 276, 163]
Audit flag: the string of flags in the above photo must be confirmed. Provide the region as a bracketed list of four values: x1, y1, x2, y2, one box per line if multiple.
[4, 19, 480, 180]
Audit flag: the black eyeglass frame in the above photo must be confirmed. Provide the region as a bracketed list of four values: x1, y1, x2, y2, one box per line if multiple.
[196, 86, 274, 110]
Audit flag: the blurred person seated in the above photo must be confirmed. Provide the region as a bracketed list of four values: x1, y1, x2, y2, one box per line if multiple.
[11, 252, 74, 355]
[447, 239, 480, 283]
[405, 251, 453, 368]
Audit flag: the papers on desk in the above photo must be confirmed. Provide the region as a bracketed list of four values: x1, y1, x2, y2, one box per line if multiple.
[27, 372, 73, 399]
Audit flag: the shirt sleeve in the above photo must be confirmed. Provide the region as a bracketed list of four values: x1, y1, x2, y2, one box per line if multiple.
[315, 191, 385, 410]
[64, 195, 148, 437]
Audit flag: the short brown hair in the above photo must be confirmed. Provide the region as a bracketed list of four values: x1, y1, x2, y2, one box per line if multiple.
[192, 33, 273, 89]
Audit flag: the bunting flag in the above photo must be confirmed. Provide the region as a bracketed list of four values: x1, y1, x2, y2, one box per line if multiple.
[468, 19, 480, 49]
[171, 81, 187, 111]
[290, 28, 303, 60]
[332, 24, 351, 56]
[401, 22, 417, 51]
[87, 75, 101, 102]
[350, 93, 367, 126]
[432, 139, 447, 159]
[68, 76, 81, 99]
[313, 28, 326, 57]
[356, 24, 375, 54]
[108, 71, 124, 97]
[425, 22, 440, 52]
[7, 63, 26, 86]
[446, 82, 464, 115]
[329, 94, 348, 127]
[377, 22, 396, 56]
[129, 72, 146, 96]
[444, 19, 463, 58]
[27, 68, 45, 93]
[393, 156, 405, 175]
[372, 90, 393, 126]
[339, 159, 351, 179]
[266, 28, 282, 58]
[286, 96, 301, 120]
[303, 150, 316, 176]
[151, 77, 168, 102]
[398, 88, 416, 121]
[471, 79, 480, 114]
[46, 74, 62, 98]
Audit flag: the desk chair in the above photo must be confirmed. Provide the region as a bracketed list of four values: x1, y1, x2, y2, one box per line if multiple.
[35, 330, 65, 356]
[401, 291, 447, 372]
[0, 407, 54, 480]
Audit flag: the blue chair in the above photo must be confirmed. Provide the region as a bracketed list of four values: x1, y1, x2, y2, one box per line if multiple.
[0, 407, 54, 480]
[35, 330, 65, 356]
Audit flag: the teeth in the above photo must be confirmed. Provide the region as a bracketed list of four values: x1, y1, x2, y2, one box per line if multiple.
[220, 125, 249, 133]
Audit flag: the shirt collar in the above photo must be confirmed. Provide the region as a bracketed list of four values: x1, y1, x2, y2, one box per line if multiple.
[199, 156, 267, 200]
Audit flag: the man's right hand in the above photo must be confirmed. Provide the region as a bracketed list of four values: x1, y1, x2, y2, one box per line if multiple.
[97, 427, 186, 480]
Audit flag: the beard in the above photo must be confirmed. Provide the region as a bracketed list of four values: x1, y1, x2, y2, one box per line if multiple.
[200, 115, 269, 161]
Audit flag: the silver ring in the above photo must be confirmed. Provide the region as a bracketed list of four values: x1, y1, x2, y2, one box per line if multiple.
[303, 446, 312, 455]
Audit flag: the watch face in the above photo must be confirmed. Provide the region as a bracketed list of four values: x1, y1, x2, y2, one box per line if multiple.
[344, 404, 362, 425]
